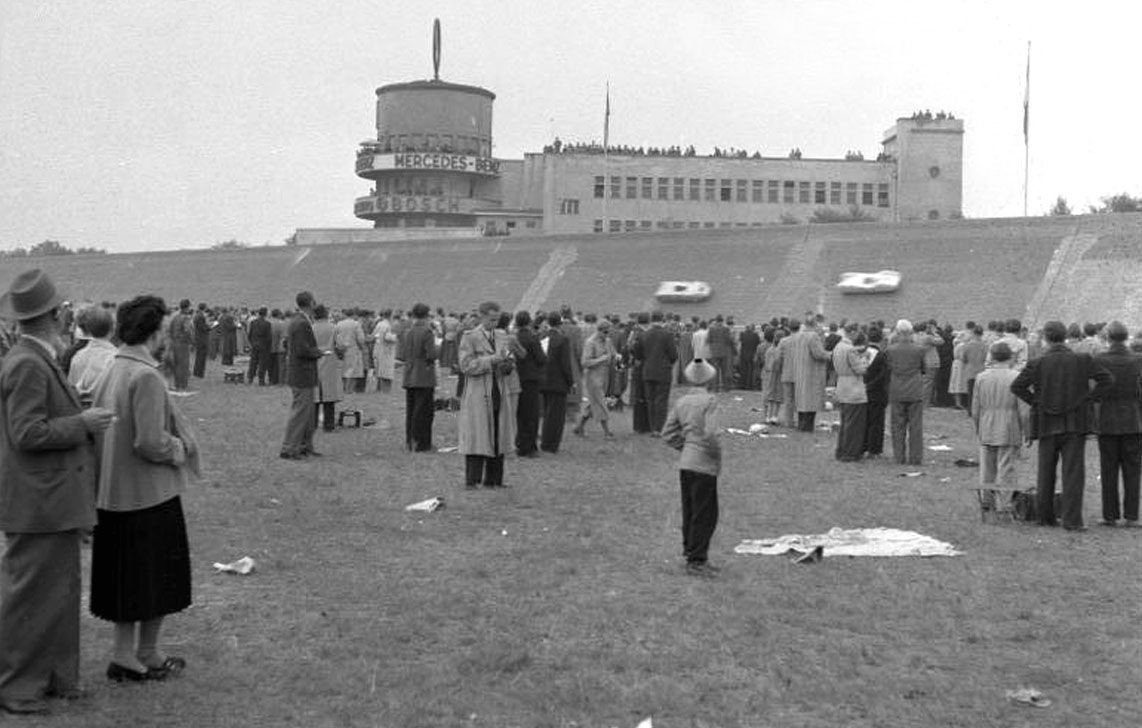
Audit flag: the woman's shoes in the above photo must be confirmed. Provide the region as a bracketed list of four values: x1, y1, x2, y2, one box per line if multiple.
[107, 656, 186, 683]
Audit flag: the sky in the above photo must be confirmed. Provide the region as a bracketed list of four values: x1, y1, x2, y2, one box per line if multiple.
[1, 0, 1139, 253]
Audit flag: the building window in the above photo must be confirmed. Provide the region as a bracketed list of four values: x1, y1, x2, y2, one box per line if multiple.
[673, 177, 684, 200]
[846, 182, 858, 205]
[688, 221, 700, 229]
[642, 177, 653, 199]
[610, 176, 621, 199]
[689, 179, 700, 201]
[656, 221, 670, 229]
[559, 198, 580, 215]
[736, 179, 747, 202]
[830, 182, 842, 205]
[626, 177, 638, 199]
[624, 219, 636, 232]
[609, 219, 622, 232]
[768, 180, 780, 203]
[862, 183, 874, 206]
[878, 183, 890, 207]
[720, 179, 732, 202]
[594, 176, 605, 198]
[783, 181, 795, 203]
[752, 180, 764, 203]
[705, 179, 717, 201]
[594, 219, 604, 233]
[814, 182, 826, 204]
[658, 178, 670, 200]
[673, 221, 685, 229]
[799, 181, 811, 204]
[640, 220, 652, 230]
[525, 220, 537, 228]
[704, 222, 716, 228]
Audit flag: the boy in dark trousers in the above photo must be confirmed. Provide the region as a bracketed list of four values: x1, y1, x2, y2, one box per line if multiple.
[661, 359, 722, 575]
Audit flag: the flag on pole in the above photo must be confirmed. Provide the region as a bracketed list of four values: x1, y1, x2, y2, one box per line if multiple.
[603, 82, 611, 150]
[1023, 42, 1030, 145]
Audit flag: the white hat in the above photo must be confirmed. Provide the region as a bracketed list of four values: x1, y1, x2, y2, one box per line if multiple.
[684, 359, 717, 385]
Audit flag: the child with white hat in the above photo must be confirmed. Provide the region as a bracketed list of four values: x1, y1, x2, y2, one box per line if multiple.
[660, 359, 722, 575]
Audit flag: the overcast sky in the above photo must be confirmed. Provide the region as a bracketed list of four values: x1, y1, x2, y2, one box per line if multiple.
[2, 1, 1139, 253]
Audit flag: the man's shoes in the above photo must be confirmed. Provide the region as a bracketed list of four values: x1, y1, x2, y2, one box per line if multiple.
[1099, 519, 1118, 527]
[685, 561, 718, 577]
[45, 685, 90, 701]
[0, 698, 50, 714]
[304, 450, 325, 457]
[1063, 525, 1088, 532]
[107, 662, 150, 682]
[279, 452, 305, 460]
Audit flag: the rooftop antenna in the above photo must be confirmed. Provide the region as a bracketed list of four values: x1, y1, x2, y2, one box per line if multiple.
[432, 18, 441, 80]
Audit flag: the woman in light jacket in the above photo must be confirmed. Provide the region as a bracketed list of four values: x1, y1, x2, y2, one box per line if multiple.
[371, 309, 398, 392]
[832, 327, 871, 462]
[574, 318, 617, 437]
[91, 295, 199, 683]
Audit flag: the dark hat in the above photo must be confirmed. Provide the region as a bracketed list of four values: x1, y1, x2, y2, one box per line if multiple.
[0, 269, 63, 321]
[1106, 320, 1129, 341]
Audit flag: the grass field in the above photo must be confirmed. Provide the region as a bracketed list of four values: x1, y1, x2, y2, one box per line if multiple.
[14, 361, 1142, 728]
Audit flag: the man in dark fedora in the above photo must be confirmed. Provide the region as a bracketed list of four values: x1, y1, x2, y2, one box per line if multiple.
[0, 269, 115, 714]
[279, 291, 327, 460]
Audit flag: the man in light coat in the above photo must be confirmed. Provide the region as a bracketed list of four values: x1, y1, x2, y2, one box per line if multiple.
[785, 319, 831, 432]
[970, 342, 1024, 512]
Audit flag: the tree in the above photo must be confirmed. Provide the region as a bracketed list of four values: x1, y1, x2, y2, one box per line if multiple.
[28, 239, 73, 256]
[810, 205, 875, 224]
[1090, 193, 1142, 214]
[211, 238, 249, 250]
[73, 246, 107, 255]
[1048, 196, 1071, 216]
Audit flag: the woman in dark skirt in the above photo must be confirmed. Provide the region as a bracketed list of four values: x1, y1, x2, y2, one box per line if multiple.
[91, 295, 199, 682]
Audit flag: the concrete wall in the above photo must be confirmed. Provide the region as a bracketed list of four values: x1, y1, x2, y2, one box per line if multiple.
[882, 118, 964, 222]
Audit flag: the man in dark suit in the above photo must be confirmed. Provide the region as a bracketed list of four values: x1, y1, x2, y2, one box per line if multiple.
[706, 315, 735, 391]
[634, 310, 679, 433]
[862, 328, 890, 458]
[884, 320, 927, 465]
[540, 312, 574, 453]
[399, 303, 438, 452]
[1092, 321, 1141, 526]
[279, 291, 327, 460]
[513, 311, 546, 457]
[738, 324, 761, 390]
[192, 302, 210, 378]
[1011, 320, 1113, 530]
[246, 307, 273, 386]
[0, 270, 115, 715]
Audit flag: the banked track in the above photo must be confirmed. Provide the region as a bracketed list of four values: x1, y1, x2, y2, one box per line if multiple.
[3, 214, 1140, 325]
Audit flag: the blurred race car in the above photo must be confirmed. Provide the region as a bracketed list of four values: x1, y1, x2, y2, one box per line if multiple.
[837, 270, 901, 294]
[654, 281, 713, 303]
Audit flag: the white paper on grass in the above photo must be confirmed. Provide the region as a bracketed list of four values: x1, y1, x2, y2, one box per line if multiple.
[213, 556, 256, 575]
[734, 527, 961, 557]
[405, 497, 445, 512]
[928, 444, 953, 451]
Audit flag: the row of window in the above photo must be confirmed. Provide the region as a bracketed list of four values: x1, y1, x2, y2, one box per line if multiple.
[592, 219, 776, 233]
[591, 176, 891, 207]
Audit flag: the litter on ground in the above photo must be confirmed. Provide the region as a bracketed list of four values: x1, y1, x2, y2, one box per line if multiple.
[734, 527, 962, 558]
[405, 497, 445, 512]
[213, 556, 256, 575]
[928, 444, 953, 451]
[899, 471, 925, 478]
[437, 446, 458, 453]
[1006, 687, 1051, 708]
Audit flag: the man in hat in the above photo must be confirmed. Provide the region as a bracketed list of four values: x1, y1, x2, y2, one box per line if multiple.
[279, 291, 328, 460]
[1011, 320, 1113, 530]
[661, 359, 721, 576]
[0, 269, 115, 714]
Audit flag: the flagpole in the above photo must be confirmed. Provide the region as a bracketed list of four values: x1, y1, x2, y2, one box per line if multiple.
[1023, 41, 1030, 217]
[603, 82, 610, 233]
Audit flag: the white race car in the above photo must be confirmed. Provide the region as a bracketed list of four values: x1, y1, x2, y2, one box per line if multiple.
[654, 281, 713, 303]
[837, 270, 901, 294]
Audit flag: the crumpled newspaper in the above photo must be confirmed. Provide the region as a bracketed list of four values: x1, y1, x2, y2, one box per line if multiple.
[1006, 687, 1051, 707]
[405, 497, 446, 512]
[213, 556, 256, 575]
